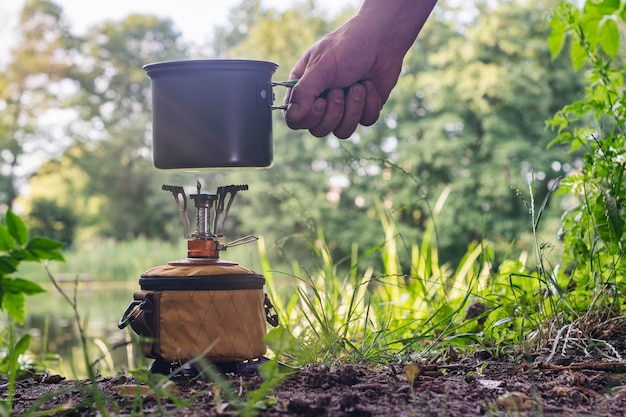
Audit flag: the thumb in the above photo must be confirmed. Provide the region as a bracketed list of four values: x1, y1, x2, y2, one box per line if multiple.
[285, 63, 332, 123]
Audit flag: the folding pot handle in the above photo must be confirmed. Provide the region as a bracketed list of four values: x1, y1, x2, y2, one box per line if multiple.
[270, 79, 298, 110]
[272, 80, 298, 88]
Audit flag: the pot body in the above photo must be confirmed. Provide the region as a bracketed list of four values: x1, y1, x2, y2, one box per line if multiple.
[144, 59, 279, 169]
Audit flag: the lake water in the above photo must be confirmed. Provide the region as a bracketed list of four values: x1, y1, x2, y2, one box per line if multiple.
[21, 281, 151, 378]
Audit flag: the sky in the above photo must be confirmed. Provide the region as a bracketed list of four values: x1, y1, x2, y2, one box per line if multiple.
[0, 0, 358, 60]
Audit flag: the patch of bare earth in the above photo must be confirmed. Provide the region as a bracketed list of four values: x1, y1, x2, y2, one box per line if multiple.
[5, 346, 626, 416]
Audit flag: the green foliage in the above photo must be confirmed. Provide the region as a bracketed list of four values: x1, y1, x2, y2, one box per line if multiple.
[0, 209, 63, 414]
[259, 211, 558, 364]
[547, 0, 626, 317]
[0, 209, 62, 323]
[372, 0, 583, 265]
[26, 198, 78, 246]
[11, 2, 195, 242]
[0, 332, 32, 415]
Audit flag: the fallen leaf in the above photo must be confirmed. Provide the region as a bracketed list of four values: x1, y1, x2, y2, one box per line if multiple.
[551, 385, 576, 398]
[442, 345, 459, 363]
[478, 379, 503, 389]
[112, 383, 180, 398]
[562, 371, 587, 385]
[496, 391, 533, 411]
[403, 364, 423, 387]
[113, 384, 152, 397]
[576, 385, 602, 399]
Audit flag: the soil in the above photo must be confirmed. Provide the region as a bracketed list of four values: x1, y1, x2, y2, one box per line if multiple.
[5, 344, 626, 417]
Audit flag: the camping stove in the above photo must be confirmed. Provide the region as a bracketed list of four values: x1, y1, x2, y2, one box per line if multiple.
[162, 181, 258, 265]
[119, 181, 277, 375]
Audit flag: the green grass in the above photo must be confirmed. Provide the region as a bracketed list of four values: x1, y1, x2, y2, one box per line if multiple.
[258, 206, 545, 365]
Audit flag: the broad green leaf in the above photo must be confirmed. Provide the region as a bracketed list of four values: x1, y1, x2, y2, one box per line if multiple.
[548, 17, 568, 58]
[11, 334, 32, 360]
[3, 291, 26, 324]
[26, 237, 65, 261]
[264, 326, 302, 354]
[26, 237, 63, 251]
[0, 257, 17, 275]
[5, 209, 28, 246]
[2, 278, 46, 295]
[581, 15, 602, 49]
[570, 39, 588, 69]
[599, 18, 619, 57]
[569, 136, 586, 152]
[9, 248, 38, 262]
[593, 195, 621, 251]
[584, 1, 612, 19]
[594, 0, 621, 15]
[0, 225, 16, 252]
[547, 131, 574, 148]
[603, 191, 622, 241]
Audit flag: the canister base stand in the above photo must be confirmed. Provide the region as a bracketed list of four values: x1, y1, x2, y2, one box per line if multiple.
[149, 356, 294, 377]
[149, 358, 174, 375]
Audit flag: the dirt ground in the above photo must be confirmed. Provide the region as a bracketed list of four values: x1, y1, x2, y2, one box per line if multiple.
[5, 342, 626, 417]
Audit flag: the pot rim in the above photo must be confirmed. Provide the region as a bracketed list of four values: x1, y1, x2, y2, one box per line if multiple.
[143, 59, 279, 76]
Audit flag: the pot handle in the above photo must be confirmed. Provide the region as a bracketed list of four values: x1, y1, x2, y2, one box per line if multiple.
[270, 79, 298, 110]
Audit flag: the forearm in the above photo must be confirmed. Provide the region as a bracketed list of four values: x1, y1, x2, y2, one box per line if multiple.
[354, 0, 438, 54]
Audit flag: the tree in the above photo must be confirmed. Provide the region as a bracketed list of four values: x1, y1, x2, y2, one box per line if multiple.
[26, 198, 77, 245]
[0, 0, 76, 210]
[25, 13, 193, 242]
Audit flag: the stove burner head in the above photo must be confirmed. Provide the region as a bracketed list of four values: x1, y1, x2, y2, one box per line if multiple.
[162, 181, 257, 261]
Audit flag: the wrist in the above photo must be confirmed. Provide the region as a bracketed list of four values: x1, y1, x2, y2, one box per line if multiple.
[355, 0, 437, 54]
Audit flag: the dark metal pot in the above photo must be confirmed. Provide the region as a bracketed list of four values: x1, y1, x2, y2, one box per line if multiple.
[144, 59, 283, 170]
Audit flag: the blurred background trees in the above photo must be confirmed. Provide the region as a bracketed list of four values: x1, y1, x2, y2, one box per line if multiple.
[1, 0, 585, 272]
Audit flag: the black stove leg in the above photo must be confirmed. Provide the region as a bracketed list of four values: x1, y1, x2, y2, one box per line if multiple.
[149, 357, 172, 375]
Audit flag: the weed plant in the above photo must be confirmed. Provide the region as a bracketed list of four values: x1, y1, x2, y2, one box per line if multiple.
[547, 1, 626, 337]
[0, 209, 64, 415]
[260, 192, 558, 365]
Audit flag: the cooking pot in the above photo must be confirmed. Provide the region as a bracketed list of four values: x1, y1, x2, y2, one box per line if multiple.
[144, 59, 291, 170]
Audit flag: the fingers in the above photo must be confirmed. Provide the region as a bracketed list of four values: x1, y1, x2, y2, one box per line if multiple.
[333, 83, 366, 139]
[360, 80, 382, 126]
[285, 96, 326, 131]
[309, 88, 346, 138]
[287, 82, 378, 139]
[284, 54, 330, 129]
[284, 91, 317, 130]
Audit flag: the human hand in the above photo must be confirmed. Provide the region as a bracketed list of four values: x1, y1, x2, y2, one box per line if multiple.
[283, 0, 437, 139]
[283, 21, 403, 139]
